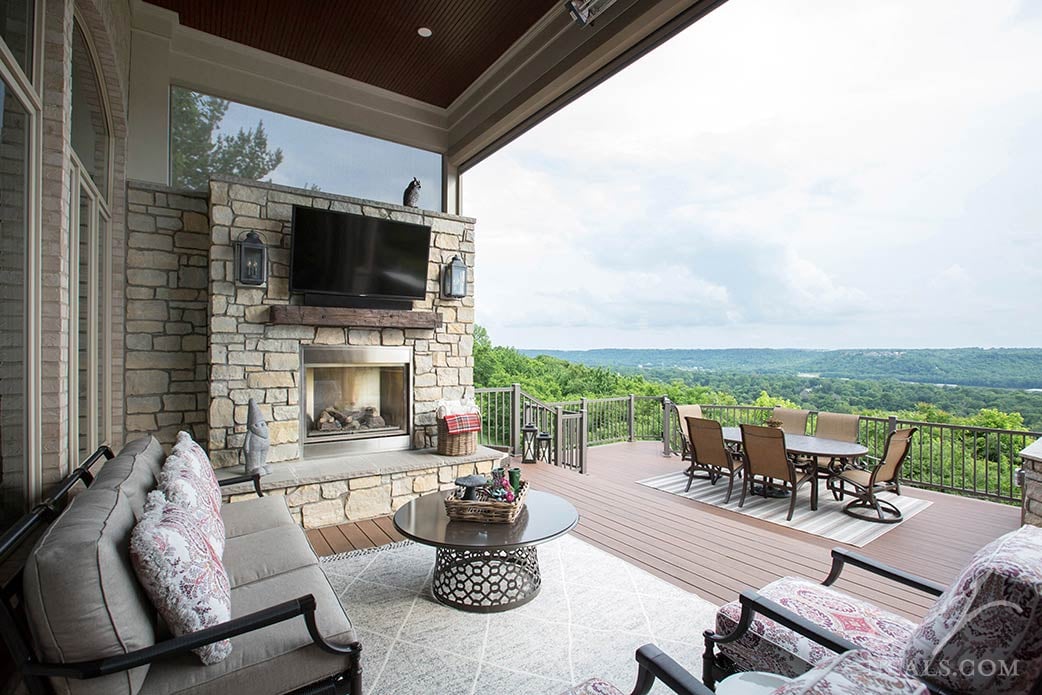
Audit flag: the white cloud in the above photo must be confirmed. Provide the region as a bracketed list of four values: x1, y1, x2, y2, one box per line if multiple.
[464, 0, 1042, 349]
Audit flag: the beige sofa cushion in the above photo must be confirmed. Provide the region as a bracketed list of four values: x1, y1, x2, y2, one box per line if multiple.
[223, 525, 319, 588]
[23, 487, 156, 695]
[139, 564, 356, 695]
[221, 495, 295, 538]
[91, 436, 164, 518]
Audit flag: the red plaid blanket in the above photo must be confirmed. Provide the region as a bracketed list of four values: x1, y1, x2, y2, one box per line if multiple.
[442, 412, 481, 435]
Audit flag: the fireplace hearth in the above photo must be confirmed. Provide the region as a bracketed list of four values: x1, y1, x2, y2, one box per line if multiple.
[300, 345, 413, 457]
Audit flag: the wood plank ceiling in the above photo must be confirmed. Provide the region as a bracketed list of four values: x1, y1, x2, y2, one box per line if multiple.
[145, 0, 561, 108]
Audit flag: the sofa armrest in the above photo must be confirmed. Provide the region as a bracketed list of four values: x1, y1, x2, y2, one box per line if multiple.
[22, 594, 358, 680]
[218, 472, 265, 498]
[823, 548, 946, 596]
[629, 644, 713, 695]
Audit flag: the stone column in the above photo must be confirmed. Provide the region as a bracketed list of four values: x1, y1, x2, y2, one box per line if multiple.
[1021, 440, 1042, 527]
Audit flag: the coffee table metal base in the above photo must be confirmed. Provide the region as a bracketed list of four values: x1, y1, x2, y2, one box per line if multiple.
[432, 546, 541, 613]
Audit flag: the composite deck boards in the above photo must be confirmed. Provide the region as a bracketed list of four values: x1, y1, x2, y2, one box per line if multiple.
[308, 441, 1020, 620]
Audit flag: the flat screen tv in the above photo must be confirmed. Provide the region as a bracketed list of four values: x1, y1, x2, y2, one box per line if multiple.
[290, 206, 432, 301]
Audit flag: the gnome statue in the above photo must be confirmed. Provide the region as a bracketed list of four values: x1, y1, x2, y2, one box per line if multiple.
[243, 398, 271, 476]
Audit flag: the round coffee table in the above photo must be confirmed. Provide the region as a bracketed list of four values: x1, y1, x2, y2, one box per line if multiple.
[392, 490, 578, 612]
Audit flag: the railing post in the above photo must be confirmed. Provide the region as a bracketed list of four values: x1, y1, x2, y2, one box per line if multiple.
[580, 407, 589, 474]
[662, 396, 673, 457]
[887, 416, 897, 435]
[510, 383, 522, 455]
[628, 394, 636, 442]
[554, 405, 564, 467]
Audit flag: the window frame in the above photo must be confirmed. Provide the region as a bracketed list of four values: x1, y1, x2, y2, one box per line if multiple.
[0, 0, 43, 506]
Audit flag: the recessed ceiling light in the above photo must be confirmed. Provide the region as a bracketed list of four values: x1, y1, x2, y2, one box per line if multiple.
[417, 27, 433, 38]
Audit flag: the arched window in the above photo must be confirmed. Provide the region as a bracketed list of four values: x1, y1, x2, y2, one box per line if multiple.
[69, 16, 112, 463]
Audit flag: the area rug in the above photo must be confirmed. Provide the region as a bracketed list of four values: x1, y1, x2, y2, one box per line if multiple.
[637, 472, 931, 547]
[321, 535, 718, 695]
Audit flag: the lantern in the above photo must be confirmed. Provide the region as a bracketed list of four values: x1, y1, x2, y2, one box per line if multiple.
[536, 431, 553, 464]
[521, 423, 538, 463]
[235, 231, 267, 286]
[440, 255, 467, 298]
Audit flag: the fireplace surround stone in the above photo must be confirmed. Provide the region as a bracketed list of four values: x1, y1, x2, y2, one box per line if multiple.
[205, 176, 476, 468]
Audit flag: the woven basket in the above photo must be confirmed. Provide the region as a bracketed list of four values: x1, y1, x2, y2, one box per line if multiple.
[444, 481, 529, 524]
[437, 418, 478, 456]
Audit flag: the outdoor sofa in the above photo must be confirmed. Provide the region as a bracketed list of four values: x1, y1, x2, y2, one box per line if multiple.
[1, 436, 361, 695]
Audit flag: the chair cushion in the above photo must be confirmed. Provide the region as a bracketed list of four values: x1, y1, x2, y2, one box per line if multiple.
[23, 487, 156, 695]
[221, 495, 295, 539]
[559, 678, 626, 695]
[223, 524, 319, 588]
[130, 492, 232, 665]
[903, 524, 1042, 694]
[771, 649, 927, 695]
[716, 576, 916, 677]
[91, 436, 165, 518]
[138, 564, 356, 695]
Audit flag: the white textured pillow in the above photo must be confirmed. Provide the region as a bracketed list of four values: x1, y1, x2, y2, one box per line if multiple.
[130, 491, 232, 665]
[160, 431, 225, 556]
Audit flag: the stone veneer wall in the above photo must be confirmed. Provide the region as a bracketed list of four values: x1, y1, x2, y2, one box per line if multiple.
[206, 176, 476, 468]
[225, 457, 499, 528]
[124, 182, 210, 445]
[1022, 442, 1042, 526]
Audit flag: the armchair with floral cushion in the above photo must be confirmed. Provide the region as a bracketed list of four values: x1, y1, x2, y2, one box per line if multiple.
[702, 525, 1042, 694]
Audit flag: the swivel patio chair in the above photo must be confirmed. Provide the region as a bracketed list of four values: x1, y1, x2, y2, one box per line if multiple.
[828, 427, 916, 523]
[684, 417, 743, 502]
[673, 403, 703, 462]
[739, 424, 817, 521]
[770, 407, 809, 434]
[702, 525, 1042, 694]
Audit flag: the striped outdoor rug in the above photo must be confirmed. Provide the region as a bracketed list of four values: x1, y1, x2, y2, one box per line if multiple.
[637, 471, 931, 547]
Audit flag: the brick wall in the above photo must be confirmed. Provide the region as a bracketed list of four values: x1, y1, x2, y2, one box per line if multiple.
[206, 177, 476, 468]
[124, 182, 210, 445]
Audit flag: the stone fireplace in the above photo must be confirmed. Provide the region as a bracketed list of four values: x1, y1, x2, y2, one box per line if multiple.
[300, 346, 412, 457]
[204, 176, 476, 469]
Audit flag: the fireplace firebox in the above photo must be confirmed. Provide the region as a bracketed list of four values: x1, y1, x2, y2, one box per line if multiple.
[300, 346, 413, 457]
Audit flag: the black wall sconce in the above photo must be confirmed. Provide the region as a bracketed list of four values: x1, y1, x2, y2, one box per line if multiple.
[521, 423, 538, 463]
[235, 231, 267, 286]
[441, 255, 467, 299]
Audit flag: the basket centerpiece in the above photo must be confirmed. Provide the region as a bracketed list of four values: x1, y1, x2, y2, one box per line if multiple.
[444, 465, 528, 524]
[764, 418, 784, 429]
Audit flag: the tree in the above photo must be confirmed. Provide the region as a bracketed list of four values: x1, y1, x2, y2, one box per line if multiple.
[171, 88, 284, 190]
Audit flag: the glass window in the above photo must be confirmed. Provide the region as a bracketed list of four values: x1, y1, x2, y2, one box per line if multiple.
[96, 209, 107, 445]
[71, 20, 108, 197]
[0, 77, 29, 524]
[170, 86, 443, 210]
[0, 0, 33, 77]
[77, 189, 89, 462]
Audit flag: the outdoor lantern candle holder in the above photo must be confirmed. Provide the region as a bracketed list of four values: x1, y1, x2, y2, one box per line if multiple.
[441, 255, 467, 298]
[536, 431, 553, 464]
[235, 231, 268, 286]
[521, 423, 538, 463]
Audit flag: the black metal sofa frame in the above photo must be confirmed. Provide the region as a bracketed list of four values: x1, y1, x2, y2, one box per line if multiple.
[0, 446, 362, 695]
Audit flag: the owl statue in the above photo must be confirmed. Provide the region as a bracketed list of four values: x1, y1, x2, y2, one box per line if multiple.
[403, 178, 421, 207]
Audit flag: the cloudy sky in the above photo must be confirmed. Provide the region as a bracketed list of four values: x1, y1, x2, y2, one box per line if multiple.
[463, 0, 1042, 350]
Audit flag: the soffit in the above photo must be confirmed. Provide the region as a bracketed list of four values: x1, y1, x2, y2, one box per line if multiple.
[143, 0, 560, 108]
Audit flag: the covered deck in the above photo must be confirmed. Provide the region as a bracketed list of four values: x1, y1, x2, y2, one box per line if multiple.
[310, 441, 1021, 621]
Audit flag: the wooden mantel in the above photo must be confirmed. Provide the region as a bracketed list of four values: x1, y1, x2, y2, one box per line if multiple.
[269, 305, 442, 329]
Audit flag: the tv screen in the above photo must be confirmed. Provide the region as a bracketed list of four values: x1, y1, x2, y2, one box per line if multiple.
[290, 206, 432, 300]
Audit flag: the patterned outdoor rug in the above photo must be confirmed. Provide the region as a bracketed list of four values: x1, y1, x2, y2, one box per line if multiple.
[321, 535, 717, 695]
[637, 471, 931, 547]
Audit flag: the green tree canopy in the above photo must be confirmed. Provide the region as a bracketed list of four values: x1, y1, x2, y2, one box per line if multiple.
[171, 88, 284, 190]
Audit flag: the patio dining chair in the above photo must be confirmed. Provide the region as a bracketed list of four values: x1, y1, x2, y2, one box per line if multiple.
[771, 407, 809, 434]
[683, 417, 742, 501]
[739, 424, 817, 521]
[828, 427, 916, 523]
[803, 412, 862, 491]
[673, 403, 703, 462]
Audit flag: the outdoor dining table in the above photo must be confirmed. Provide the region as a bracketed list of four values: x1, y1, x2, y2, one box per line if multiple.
[719, 427, 869, 460]
[720, 426, 869, 498]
